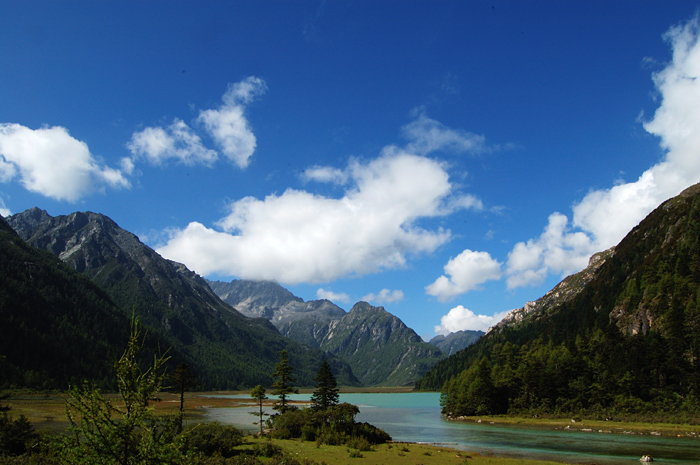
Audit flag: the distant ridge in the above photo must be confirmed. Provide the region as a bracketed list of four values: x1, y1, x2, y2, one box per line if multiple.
[428, 330, 484, 356]
[210, 279, 445, 386]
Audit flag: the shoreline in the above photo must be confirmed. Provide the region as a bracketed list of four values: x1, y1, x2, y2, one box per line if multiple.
[444, 414, 700, 438]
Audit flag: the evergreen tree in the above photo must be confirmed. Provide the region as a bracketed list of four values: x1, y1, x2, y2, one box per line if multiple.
[169, 363, 197, 414]
[249, 385, 269, 435]
[310, 360, 339, 411]
[271, 350, 298, 414]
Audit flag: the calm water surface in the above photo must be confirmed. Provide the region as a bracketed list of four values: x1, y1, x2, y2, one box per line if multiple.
[203, 392, 699, 465]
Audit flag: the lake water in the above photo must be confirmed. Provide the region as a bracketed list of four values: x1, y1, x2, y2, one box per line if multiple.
[203, 392, 700, 465]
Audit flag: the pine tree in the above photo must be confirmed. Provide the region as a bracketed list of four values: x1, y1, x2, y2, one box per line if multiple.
[249, 385, 269, 435]
[310, 360, 339, 411]
[170, 363, 197, 414]
[270, 350, 298, 414]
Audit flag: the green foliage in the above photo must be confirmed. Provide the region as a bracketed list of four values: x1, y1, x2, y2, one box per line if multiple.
[183, 422, 243, 458]
[269, 403, 390, 446]
[310, 360, 339, 411]
[60, 317, 184, 464]
[0, 413, 38, 456]
[249, 385, 268, 435]
[169, 363, 197, 419]
[270, 351, 298, 414]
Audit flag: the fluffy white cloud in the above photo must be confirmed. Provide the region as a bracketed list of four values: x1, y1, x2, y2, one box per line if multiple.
[127, 76, 265, 170]
[361, 288, 404, 304]
[434, 305, 509, 334]
[127, 119, 217, 166]
[426, 249, 502, 301]
[0, 124, 129, 202]
[505, 15, 700, 289]
[197, 77, 267, 169]
[316, 288, 350, 303]
[157, 147, 474, 283]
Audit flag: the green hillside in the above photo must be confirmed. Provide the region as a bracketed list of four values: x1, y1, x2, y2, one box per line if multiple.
[0, 216, 130, 389]
[418, 184, 700, 420]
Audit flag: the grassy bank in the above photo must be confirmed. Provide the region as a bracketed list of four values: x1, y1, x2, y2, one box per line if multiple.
[449, 415, 700, 438]
[240, 436, 566, 465]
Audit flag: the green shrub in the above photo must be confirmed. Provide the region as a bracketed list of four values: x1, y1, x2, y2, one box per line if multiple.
[185, 422, 244, 458]
[0, 414, 38, 457]
[346, 436, 372, 451]
[252, 441, 282, 458]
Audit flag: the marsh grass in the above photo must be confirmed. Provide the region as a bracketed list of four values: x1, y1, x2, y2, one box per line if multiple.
[239, 436, 566, 465]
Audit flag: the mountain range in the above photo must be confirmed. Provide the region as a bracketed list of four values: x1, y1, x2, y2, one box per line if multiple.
[5, 208, 358, 389]
[208, 279, 448, 386]
[3, 208, 469, 388]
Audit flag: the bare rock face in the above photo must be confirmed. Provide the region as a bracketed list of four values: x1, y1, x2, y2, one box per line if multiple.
[208, 279, 346, 348]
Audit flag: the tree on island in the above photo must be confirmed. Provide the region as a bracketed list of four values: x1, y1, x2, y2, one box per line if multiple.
[249, 384, 269, 435]
[270, 350, 298, 414]
[310, 359, 339, 411]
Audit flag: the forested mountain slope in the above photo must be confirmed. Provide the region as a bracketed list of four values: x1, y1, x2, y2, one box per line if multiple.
[0, 215, 131, 389]
[319, 302, 444, 386]
[417, 183, 700, 418]
[7, 208, 358, 389]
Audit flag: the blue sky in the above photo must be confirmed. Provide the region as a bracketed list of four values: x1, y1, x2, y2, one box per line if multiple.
[2, 1, 700, 340]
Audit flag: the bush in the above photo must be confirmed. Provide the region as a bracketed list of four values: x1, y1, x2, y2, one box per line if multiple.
[0, 414, 38, 456]
[350, 422, 391, 444]
[185, 422, 244, 458]
[251, 441, 282, 458]
[269, 409, 311, 439]
[346, 436, 372, 451]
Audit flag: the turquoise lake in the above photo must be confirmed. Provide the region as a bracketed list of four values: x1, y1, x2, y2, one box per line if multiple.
[202, 392, 700, 465]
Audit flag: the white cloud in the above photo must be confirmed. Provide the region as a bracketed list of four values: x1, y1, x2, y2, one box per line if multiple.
[505, 15, 700, 289]
[198, 76, 267, 169]
[0, 198, 10, 217]
[401, 110, 489, 156]
[127, 76, 265, 170]
[0, 124, 129, 202]
[361, 288, 404, 304]
[426, 249, 502, 301]
[316, 288, 350, 303]
[157, 147, 472, 284]
[434, 305, 509, 334]
[505, 212, 593, 289]
[127, 119, 217, 166]
[302, 165, 349, 184]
